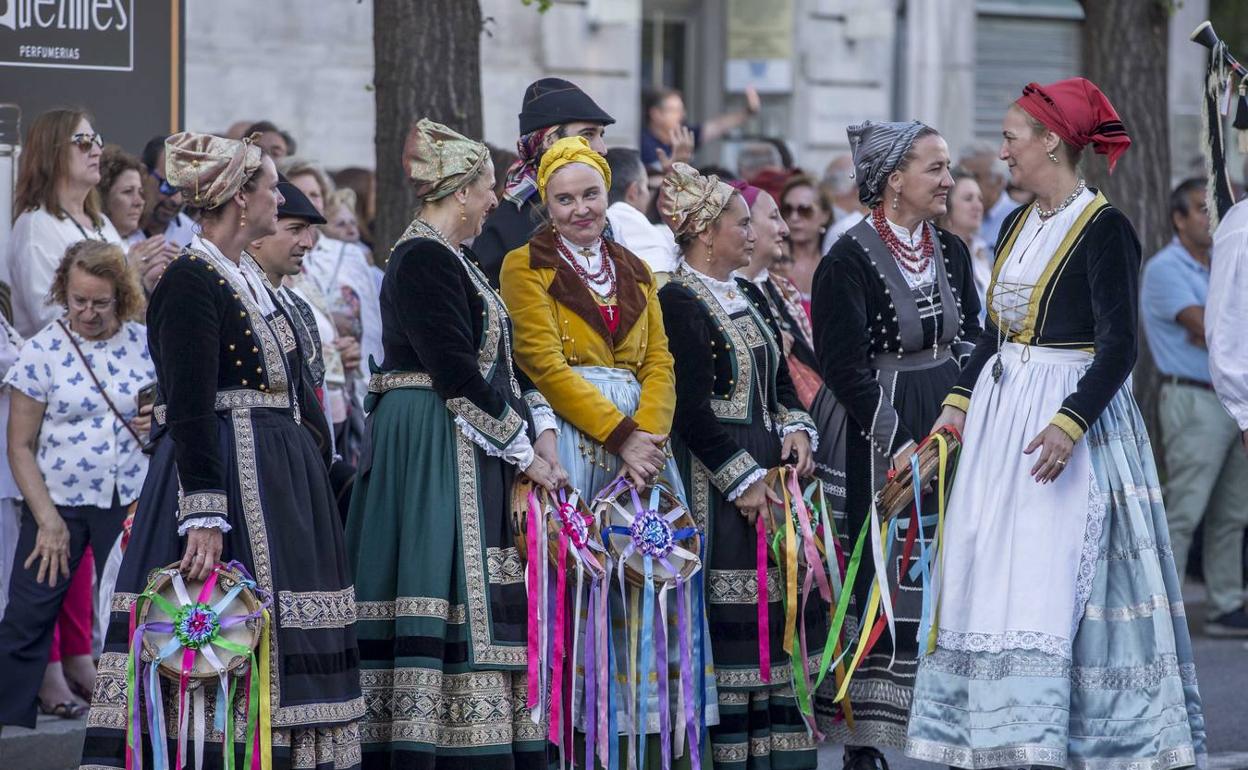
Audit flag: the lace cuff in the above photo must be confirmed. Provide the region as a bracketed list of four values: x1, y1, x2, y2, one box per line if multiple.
[775, 408, 819, 453]
[710, 449, 763, 498]
[524, 391, 560, 438]
[177, 517, 232, 536]
[454, 415, 536, 469]
[726, 467, 767, 502]
[445, 397, 526, 452]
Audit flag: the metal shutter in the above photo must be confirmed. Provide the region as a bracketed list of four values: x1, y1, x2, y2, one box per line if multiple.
[975, 10, 1083, 140]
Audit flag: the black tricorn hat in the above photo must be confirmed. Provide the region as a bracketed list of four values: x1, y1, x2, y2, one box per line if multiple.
[518, 77, 615, 136]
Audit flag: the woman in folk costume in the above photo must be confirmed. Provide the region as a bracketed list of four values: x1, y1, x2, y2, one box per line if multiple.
[345, 119, 564, 770]
[905, 78, 1206, 769]
[80, 132, 363, 769]
[500, 137, 717, 769]
[656, 163, 824, 770]
[807, 121, 981, 770]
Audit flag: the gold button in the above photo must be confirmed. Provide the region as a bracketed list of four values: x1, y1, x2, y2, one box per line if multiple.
[251, 347, 258, 353]
[244, 330, 251, 336]
[256, 367, 262, 374]
[235, 360, 242, 366]
[239, 311, 247, 318]
[258, 384, 267, 391]
[228, 344, 235, 351]
[241, 379, 248, 386]
[218, 279, 225, 285]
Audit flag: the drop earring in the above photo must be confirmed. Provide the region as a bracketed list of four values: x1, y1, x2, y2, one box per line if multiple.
[1048, 151, 1060, 164]
[891, 194, 900, 211]
[239, 206, 247, 228]
[705, 238, 714, 265]
[460, 201, 467, 223]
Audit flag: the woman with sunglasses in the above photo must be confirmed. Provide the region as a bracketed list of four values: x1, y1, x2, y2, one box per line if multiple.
[809, 121, 981, 770]
[779, 174, 832, 318]
[6, 109, 122, 338]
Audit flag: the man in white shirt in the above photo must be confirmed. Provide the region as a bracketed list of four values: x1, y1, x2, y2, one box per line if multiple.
[1208, 197, 1248, 455]
[604, 148, 679, 277]
[960, 141, 1016, 249]
[820, 153, 867, 252]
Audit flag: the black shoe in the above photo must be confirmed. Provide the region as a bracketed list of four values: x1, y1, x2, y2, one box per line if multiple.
[843, 746, 889, 770]
[1205, 607, 1248, 637]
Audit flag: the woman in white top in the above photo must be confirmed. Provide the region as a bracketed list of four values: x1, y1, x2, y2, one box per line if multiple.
[938, 168, 993, 315]
[6, 109, 123, 337]
[0, 241, 154, 726]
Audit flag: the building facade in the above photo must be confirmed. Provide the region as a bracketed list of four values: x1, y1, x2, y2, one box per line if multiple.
[182, 0, 1207, 179]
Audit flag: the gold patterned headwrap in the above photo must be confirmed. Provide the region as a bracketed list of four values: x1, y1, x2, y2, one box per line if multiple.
[659, 162, 736, 239]
[164, 131, 263, 210]
[405, 118, 489, 202]
[536, 136, 611, 202]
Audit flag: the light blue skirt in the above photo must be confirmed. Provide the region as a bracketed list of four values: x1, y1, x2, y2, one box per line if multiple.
[554, 366, 719, 738]
[905, 357, 1206, 769]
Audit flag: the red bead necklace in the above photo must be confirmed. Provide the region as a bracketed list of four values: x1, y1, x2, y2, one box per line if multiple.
[872, 206, 933, 275]
[555, 236, 617, 296]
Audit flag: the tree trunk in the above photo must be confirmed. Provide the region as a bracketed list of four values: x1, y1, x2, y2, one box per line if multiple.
[1079, 0, 1170, 460]
[373, 0, 483, 261]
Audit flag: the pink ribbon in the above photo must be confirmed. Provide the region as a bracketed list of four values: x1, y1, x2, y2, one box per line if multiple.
[756, 513, 771, 683]
[525, 491, 542, 710]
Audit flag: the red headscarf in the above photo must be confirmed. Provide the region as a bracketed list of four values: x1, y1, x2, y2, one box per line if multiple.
[727, 179, 762, 208]
[1015, 77, 1131, 172]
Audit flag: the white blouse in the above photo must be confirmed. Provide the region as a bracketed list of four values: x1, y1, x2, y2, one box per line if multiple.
[1208, 199, 1248, 431]
[868, 215, 936, 288]
[991, 188, 1096, 334]
[3, 320, 155, 508]
[5, 207, 123, 337]
[686, 264, 748, 314]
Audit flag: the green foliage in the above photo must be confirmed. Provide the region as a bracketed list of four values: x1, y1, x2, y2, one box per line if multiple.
[521, 0, 554, 12]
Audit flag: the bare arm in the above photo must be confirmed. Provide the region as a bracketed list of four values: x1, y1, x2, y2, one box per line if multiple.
[699, 86, 760, 144]
[7, 390, 71, 586]
[8, 390, 57, 524]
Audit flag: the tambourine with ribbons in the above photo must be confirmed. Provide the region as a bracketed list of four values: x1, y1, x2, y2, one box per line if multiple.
[126, 560, 272, 770]
[595, 477, 705, 770]
[511, 480, 611, 770]
[831, 425, 961, 705]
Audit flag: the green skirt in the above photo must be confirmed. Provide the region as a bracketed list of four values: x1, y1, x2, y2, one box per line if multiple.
[346, 386, 546, 770]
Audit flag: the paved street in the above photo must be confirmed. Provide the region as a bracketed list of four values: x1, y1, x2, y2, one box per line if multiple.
[3, 584, 1244, 770]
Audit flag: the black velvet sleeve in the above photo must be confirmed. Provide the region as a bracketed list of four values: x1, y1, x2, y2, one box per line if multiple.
[391, 239, 525, 451]
[812, 248, 914, 453]
[660, 284, 761, 494]
[740, 281, 806, 416]
[147, 258, 227, 526]
[1054, 211, 1141, 439]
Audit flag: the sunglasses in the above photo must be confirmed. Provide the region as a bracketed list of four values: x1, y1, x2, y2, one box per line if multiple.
[70, 132, 104, 151]
[149, 168, 179, 196]
[781, 203, 819, 220]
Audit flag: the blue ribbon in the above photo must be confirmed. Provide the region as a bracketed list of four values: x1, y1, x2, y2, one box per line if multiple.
[638, 557, 655, 768]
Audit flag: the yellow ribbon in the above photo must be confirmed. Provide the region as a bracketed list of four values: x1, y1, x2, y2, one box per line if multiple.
[258, 609, 273, 770]
[778, 469, 799, 655]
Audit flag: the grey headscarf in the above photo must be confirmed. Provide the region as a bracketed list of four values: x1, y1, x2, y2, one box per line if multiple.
[847, 120, 929, 207]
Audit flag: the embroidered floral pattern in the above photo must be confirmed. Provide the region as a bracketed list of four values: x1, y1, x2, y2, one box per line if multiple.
[178, 491, 228, 521]
[278, 587, 358, 629]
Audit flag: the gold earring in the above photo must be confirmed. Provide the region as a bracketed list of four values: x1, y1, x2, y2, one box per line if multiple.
[892, 194, 900, 211]
[1048, 151, 1060, 164]
[705, 238, 714, 265]
[239, 207, 247, 228]
[460, 201, 467, 223]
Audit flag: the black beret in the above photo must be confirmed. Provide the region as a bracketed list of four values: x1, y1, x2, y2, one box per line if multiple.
[276, 178, 326, 225]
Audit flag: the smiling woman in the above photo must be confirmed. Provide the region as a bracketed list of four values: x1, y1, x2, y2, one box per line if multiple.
[808, 120, 982, 767]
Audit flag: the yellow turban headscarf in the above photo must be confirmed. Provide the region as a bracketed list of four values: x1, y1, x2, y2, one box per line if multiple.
[164, 131, 263, 210]
[536, 136, 611, 202]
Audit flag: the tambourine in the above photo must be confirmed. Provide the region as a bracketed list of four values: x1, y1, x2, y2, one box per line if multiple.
[510, 476, 608, 574]
[596, 477, 702, 587]
[762, 467, 836, 570]
[877, 425, 962, 520]
[136, 561, 269, 681]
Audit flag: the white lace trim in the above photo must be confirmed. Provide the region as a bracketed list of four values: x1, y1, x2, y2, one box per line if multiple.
[936, 628, 1071, 660]
[529, 403, 559, 438]
[1072, 466, 1107, 636]
[778, 421, 820, 454]
[454, 415, 535, 469]
[726, 467, 767, 502]
[177, 516, 232, 536]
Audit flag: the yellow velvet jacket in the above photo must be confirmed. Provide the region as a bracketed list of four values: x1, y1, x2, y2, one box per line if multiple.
[500, 226, 675, 454]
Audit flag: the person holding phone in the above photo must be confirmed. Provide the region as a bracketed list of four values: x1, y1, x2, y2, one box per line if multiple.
[0, 240, 153, 725]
